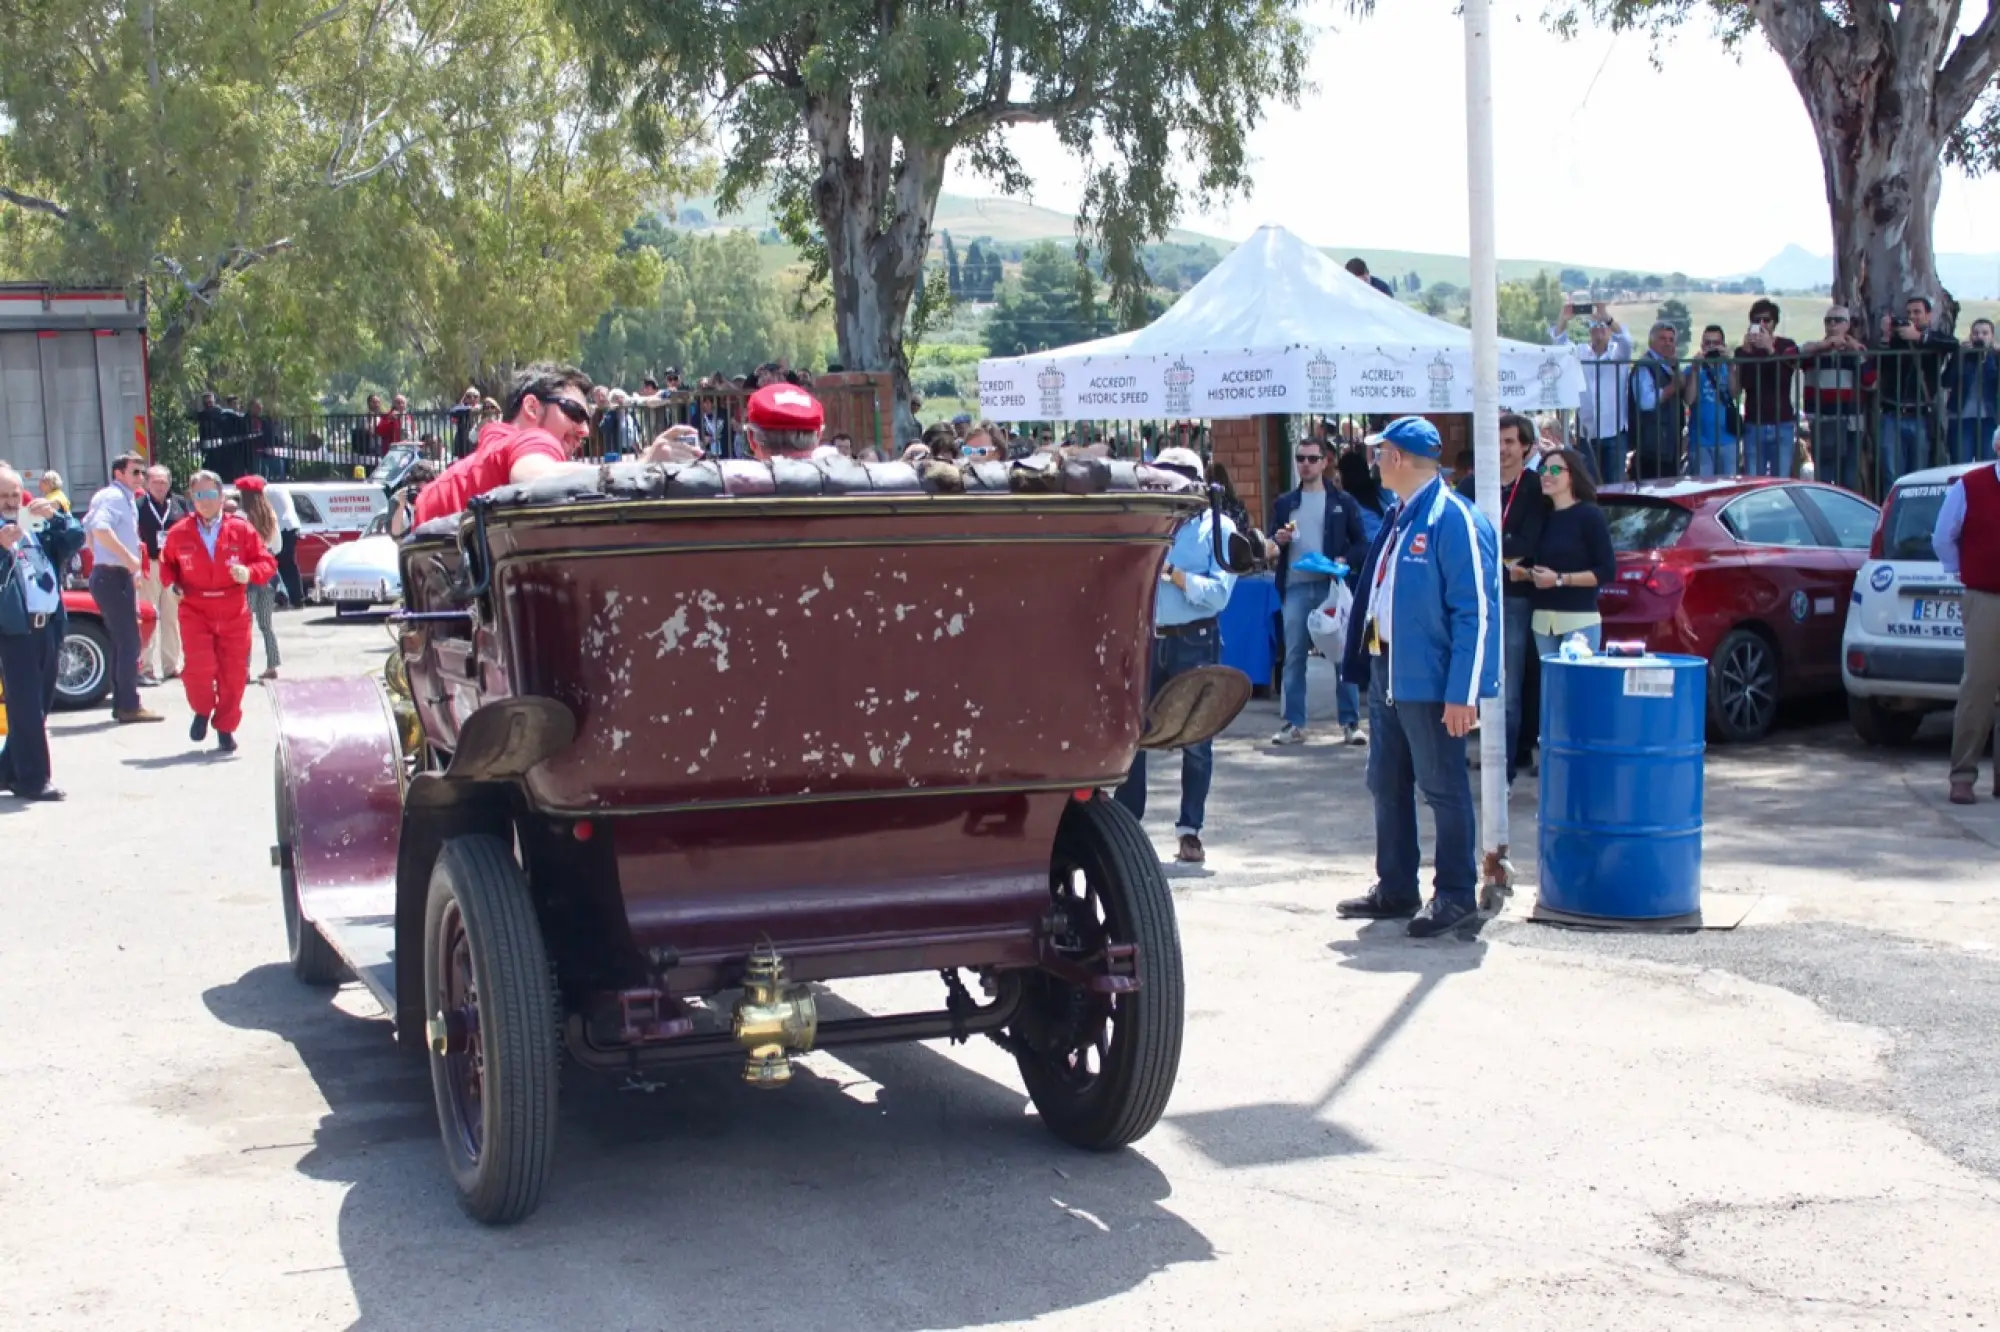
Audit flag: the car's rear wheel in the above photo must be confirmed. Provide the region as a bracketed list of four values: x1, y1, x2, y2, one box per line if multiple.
[1707, 627, 1780, 742]
[1012, 796, 1184, 1151]
[56, 618, 112, 709]
[1847, 694, 1925, 747]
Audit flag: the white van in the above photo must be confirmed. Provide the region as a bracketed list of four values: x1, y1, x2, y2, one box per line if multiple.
[1841, 462, 1975, 744]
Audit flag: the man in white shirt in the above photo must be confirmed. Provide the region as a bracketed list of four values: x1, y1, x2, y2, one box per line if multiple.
[1551, 301, 1633, 485]
[268, 482, 304, 607]
[82, 453, 163, 723]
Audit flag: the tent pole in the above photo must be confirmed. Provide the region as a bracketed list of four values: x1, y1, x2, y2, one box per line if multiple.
[1463, 0, 1513, 907]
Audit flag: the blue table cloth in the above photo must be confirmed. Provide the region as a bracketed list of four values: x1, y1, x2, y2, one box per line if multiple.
[1218, 572, 1280, 688]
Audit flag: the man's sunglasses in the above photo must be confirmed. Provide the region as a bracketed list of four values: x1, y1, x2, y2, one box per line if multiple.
[191, 488, 223, 499]
[1294, 453, 1324, 464]
[1825, 317, 1849, 324]
[545, 396, 591, 424]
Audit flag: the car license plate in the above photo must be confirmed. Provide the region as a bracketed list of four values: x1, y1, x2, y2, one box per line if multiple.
[1911, 598, 1962, 623]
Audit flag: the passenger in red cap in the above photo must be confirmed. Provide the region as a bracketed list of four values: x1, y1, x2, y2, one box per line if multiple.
[743, 382, 826, 459]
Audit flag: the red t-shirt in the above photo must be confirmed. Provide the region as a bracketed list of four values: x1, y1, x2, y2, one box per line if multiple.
[412, 422, 567, 525]
[374, 412, 404, 450]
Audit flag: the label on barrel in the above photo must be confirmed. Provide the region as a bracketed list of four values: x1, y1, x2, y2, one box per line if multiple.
[1623, 668, 1675, 699]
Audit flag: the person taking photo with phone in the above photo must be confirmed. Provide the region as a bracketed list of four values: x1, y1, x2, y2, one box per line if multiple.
[1550, 298, 1632, 485]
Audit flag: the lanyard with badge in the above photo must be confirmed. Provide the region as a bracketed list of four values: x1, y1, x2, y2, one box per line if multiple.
[144, 496, 175, 553]
[1365, 495, 1420, 654]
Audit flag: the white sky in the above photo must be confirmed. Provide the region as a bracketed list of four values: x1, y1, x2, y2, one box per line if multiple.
[943, 0, 2000, 277]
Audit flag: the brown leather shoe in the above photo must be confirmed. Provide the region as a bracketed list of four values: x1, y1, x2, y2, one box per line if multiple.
[1175, 833, 1205, 864]
[114, 708, 165, 724]
[1950, 779, 1976, 806]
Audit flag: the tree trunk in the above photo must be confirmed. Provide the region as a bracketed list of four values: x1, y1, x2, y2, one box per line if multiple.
[809, 98, 944, 448]
[1782, 10, 1953, 331]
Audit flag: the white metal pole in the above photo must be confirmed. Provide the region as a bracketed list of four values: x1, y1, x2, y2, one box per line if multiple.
[1463, 0, 1510, 886]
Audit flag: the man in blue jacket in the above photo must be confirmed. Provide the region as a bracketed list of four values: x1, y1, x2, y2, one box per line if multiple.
[1, 464, 85, 801]
[1269, 434, 1370, 746]
[1336, 418, 1501, 937]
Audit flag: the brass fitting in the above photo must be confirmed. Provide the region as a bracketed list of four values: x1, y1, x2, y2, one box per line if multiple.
[731, 944, 817, 1087]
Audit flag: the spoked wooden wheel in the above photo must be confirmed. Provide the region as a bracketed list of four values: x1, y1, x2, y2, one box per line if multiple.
[1012, 797, 1185, 1149]
[423, 834, 559, 1225]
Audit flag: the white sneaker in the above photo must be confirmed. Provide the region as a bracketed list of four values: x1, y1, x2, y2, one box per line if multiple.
[1343, 723, 1367, 746]
[1270, 724, 1306, 746]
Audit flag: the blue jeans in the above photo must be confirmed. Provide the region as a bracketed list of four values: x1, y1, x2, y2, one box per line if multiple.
[1879, 412, 1929, 492]
[1501, 599, 1530, 784]
[1279, 575, 1360, 729]
[1741, 422, 1792, 478]
[1812, 415, 1864, 492]
[1585, 433, 1627, 485]
[1688, 436, 1738, 478]
[1956, 417, 1995, 467]
[1365, 667, 1478, 908]
[1533, 620, 1603, 659]
[1114, 621, 1220, 836]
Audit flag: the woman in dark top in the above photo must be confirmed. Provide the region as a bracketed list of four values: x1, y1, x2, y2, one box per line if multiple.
[1518, 445, 1617, 656]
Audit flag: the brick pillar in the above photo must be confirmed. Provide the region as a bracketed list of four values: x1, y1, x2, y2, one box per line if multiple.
[1425, 413, 1472, 471]
[814, 372, 896, 454]
[1209, 417, 1267, 526]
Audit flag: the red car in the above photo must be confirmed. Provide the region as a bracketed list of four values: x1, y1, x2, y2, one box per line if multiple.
[56, 589, 159, 710]
[1594, 478, 1881, 741]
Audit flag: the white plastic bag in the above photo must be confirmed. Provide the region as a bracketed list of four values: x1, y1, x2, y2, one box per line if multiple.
[1306, 580, 1353, 657]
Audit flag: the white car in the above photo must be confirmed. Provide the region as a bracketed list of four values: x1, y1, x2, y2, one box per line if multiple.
[310, 511, 400, 615]
[1841, 462, 1975, 745]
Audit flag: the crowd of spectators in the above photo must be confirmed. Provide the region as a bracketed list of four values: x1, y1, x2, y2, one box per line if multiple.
[1552, 293, 1992, 496]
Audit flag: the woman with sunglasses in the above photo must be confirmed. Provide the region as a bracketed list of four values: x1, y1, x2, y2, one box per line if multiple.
[1519, 445, 1616, 658]
[158, 470, 277, 752]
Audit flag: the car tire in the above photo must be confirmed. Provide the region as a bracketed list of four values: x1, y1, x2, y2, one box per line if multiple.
[55, 617, 112, 710]
[1707, 627, 1780, 743]
[1847, 694, 1924, 748]
[424, 834, 560, 1226]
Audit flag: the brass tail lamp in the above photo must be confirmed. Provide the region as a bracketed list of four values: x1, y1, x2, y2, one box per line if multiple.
[731, 943, 818, 1086]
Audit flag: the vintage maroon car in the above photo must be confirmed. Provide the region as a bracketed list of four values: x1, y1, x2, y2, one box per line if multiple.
[56, 588, 159, 709]
[269, 455, 1246, 1224]
[1595, 478, 1880, 741]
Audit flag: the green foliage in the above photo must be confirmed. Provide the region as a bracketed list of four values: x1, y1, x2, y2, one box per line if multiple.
[1657, 298, 1694, 344]
[1497, 272, 1564, 344]
[907, 264, 958, 353]
[984, 241, 1120, 356]
[1559, 267, 1590, 290]
[1422, 282, 1461, 318]
[579, 229, 832, 384]
[0, 0, 691, 405]
[555, 0, 1338, 435]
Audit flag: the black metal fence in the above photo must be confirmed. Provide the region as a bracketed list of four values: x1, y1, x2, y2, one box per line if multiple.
[155, 385, 890, 481]
[1557, 343, 1993, 501]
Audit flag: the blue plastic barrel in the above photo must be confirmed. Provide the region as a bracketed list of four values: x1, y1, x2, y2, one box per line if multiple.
[1538, 653, 1706, 920]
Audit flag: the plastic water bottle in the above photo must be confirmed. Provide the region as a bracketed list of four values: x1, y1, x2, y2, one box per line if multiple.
[1558, 631, 1593, 662]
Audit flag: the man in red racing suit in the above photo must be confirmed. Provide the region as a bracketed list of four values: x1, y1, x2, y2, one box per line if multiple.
[159, 470, 276, 752]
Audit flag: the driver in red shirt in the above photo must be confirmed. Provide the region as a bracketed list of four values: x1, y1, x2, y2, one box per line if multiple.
[412, 363, 597, 526]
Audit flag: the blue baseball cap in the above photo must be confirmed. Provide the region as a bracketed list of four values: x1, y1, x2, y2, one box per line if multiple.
[1365, 416, 1442, 460]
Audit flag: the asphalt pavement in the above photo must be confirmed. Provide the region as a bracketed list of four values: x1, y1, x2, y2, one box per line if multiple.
[2, 623, 1997, 1331]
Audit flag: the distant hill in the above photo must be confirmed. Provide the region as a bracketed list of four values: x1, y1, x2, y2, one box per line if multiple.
[1746, 242, 2000, 300]
[664, 187, 1625, 288]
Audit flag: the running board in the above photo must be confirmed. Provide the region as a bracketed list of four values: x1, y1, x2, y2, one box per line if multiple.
[318, 914, 400, 1022]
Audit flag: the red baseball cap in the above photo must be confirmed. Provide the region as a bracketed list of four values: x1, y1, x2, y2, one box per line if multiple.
[233, 475, 267, 493]
[746, 383, 824, 431]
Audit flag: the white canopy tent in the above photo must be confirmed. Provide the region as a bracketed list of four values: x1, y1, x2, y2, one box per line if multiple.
[975, 224, 1583, 423]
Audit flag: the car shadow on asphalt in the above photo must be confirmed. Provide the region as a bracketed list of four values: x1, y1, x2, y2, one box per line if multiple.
[48, 717, 124, 735]
[203, 964, 1213, 1332]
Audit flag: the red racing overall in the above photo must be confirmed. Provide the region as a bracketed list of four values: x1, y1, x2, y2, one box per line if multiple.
[159, 513, 276, 735]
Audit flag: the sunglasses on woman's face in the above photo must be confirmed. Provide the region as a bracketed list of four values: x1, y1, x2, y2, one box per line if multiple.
[546, 396, 591, 424]
[1542, 464, 1567, 478]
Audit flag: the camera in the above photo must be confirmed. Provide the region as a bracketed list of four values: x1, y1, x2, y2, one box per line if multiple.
[1893, 317, 1912, 329]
